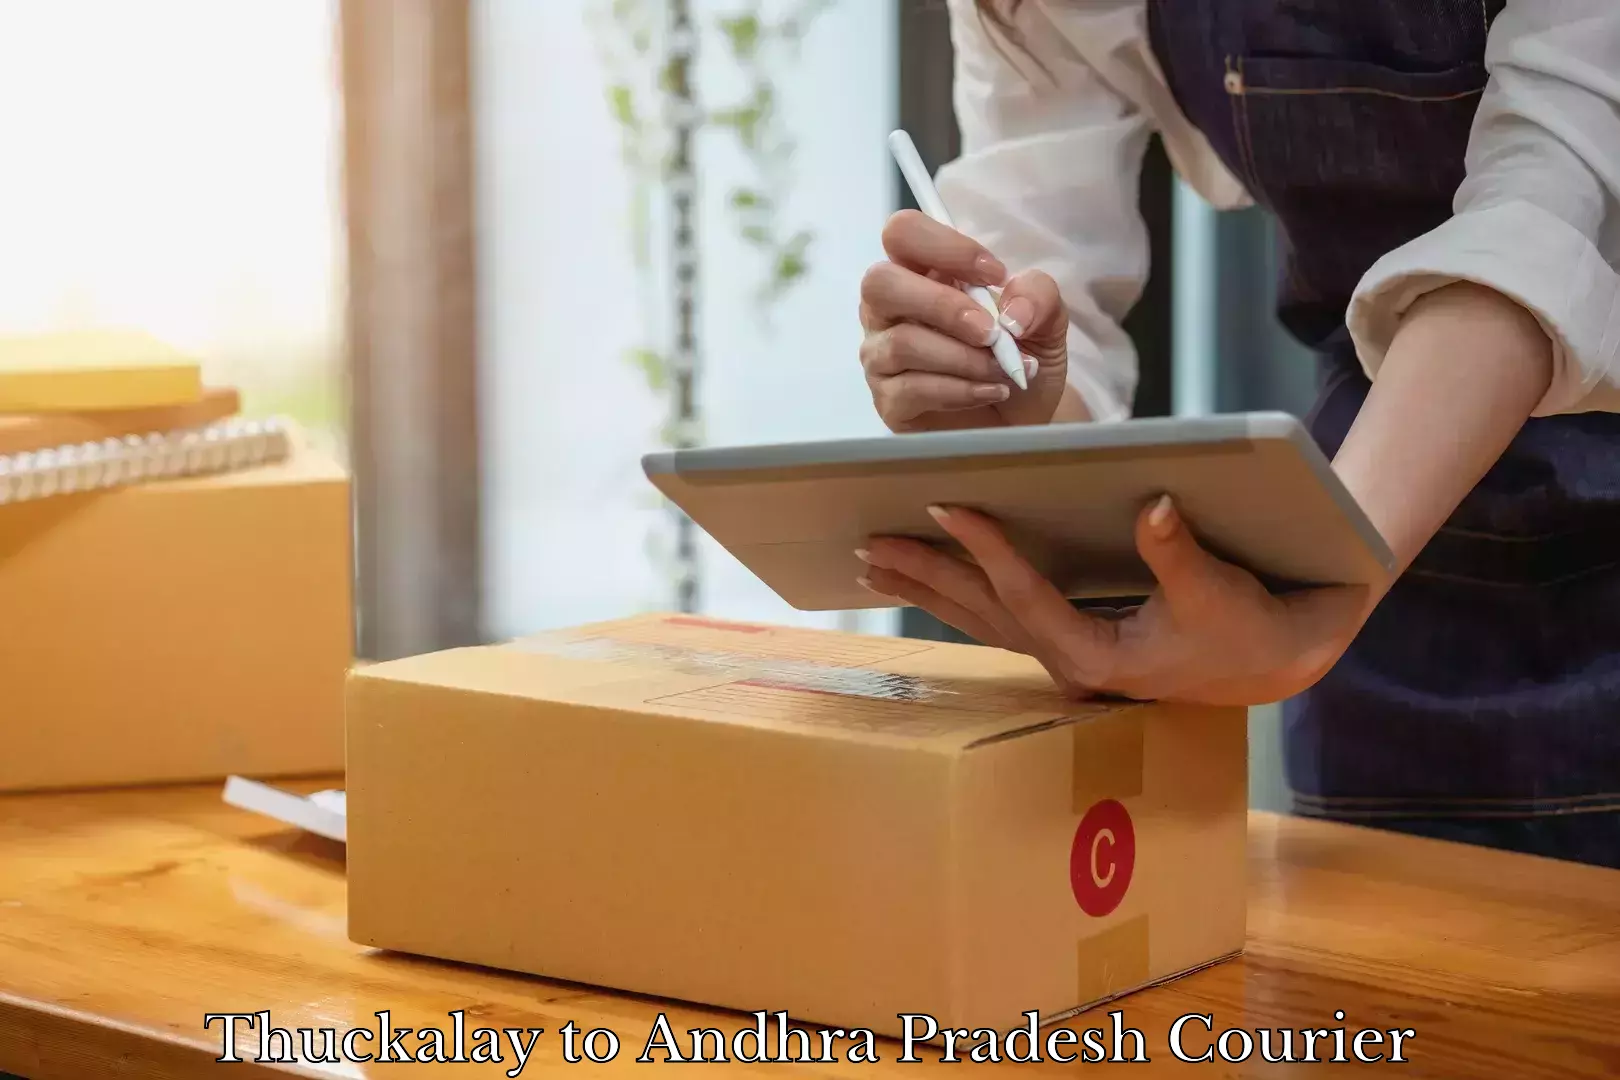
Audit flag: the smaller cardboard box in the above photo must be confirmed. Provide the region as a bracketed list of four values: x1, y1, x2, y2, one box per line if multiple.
[0, 439, 353, 792]
[347, 615, 1247, 1038]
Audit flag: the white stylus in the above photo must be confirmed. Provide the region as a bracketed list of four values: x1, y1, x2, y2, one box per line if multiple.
[887, 129, 1027, 391]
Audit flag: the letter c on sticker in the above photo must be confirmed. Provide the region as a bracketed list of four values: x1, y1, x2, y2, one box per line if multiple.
[1090, 828, 1116, 888]
[1070, 799, 1134, 917]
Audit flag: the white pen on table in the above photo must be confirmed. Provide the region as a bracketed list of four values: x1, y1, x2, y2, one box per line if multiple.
[887, 128, 1029, 391]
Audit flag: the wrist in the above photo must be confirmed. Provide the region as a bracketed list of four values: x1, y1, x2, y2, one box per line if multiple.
[1050, 381, 1092, 423]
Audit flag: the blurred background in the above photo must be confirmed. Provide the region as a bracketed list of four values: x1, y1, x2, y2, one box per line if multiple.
[0, 0, 1319, 809]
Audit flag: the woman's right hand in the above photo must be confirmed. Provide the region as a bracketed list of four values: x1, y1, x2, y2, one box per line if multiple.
[859, 210, 1072, 432]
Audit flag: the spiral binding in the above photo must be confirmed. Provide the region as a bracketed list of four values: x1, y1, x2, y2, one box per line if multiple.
[0, 415, 292, 506]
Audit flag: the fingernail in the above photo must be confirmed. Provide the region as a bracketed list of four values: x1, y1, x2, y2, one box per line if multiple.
[854, 548, 872, 564]
[1023, 355, 1038, 380]
[857, 576, 884, 594]
[926, 505, 951, 524]
[998, 297, 1033, 337]
[972, 384, 1010, 403]
[973, 253, 1007, 286]
[963, 307, 998, 346]
[1147, 494, 1176, 539]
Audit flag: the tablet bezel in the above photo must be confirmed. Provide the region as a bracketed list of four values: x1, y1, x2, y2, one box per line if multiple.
[642, 413, 1395, 611]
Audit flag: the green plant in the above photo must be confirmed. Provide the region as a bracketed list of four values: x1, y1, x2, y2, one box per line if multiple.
[589, 0, 833, 612]
[712, 2, 829, 308]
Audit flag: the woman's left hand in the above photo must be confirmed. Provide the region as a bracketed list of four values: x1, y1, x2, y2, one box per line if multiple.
[857, 499, 1379, 706]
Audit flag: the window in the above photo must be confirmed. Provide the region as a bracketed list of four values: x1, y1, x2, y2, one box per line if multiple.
[0, 0, 347, 459]
[475, 0, 900, 637]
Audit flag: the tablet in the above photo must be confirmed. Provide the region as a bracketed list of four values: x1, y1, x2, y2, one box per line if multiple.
[641, 413, 1395, 612]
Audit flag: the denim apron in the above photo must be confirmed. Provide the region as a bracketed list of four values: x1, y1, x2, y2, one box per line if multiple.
[1148, 0, 1620, 868]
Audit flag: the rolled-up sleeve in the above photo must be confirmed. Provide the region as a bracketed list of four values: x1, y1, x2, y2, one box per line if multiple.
[934, 0, 1155, 422]
[1347, 0, 1620, 416]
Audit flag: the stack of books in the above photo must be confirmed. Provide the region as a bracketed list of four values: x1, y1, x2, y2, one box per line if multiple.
[1, 329, 353, 794]
[0, 329, 292, 504]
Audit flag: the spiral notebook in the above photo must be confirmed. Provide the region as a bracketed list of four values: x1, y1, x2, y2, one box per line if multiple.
[0, 414, 293, 506]
[0, 386, 241, 457]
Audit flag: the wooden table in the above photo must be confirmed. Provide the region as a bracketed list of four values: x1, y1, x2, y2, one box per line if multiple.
[1, 782, 1616, 1078]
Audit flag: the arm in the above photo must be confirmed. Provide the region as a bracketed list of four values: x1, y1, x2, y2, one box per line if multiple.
[1341, 0, 1620, 581]
[935, 0, 1156, 423]
[1335, 283, 1552, 577]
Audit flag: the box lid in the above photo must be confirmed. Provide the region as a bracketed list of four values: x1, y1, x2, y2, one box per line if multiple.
[356, 613, 1120, 752]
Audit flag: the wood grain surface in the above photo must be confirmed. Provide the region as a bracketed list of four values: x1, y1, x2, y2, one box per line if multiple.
[1, 780, 1616, 1077]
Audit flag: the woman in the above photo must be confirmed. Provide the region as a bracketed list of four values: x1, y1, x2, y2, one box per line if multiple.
[855, 0, 1620, 867]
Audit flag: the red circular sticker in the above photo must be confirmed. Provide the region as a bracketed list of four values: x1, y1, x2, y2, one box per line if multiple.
[1070, 799, 1135, 917]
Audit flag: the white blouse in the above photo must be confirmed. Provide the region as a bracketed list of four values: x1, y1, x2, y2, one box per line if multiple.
[934, 0, 1620, 423]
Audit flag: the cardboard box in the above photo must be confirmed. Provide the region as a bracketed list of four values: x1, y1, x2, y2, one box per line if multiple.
[346, 615, 1247, 1038]
[1, 441, 353, 791]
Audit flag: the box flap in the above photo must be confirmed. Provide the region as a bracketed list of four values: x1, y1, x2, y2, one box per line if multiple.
[356, 614, 1120, 751]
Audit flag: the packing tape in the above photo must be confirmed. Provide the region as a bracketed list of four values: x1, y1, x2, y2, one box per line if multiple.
[509, 627, 965, 704]
[1072, 710, 1145, 813]
[511, 620, 1071, 715]
[1076, 914, 1151, 1006]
